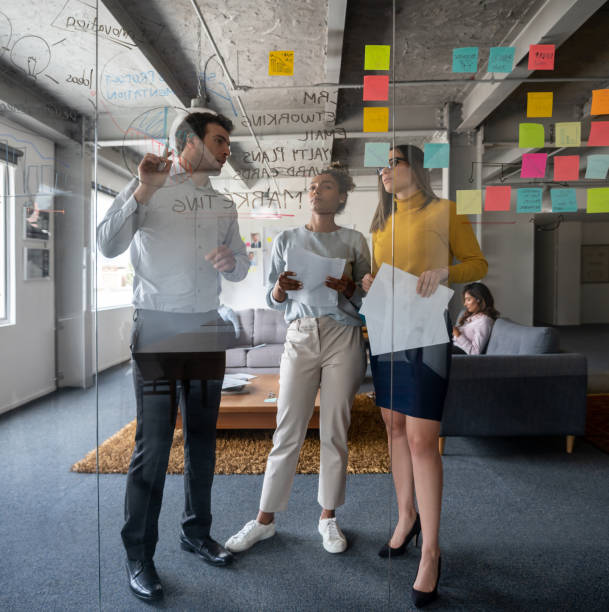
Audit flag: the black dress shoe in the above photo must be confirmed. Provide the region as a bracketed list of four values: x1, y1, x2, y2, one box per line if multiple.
[411, 556, 441, 608]
[378, 513, 421, 558]
[180, 533, 234, 566]
[126, 558, 163, 602]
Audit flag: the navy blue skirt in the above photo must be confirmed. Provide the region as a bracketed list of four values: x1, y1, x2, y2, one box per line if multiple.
[370, 312, 452, 422]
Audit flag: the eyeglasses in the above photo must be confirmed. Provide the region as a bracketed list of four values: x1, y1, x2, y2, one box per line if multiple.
[376, 157, 408, 175]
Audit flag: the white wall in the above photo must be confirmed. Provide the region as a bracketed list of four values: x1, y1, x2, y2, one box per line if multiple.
[581, 221, 609, 324]
[0, 118, 56, 414]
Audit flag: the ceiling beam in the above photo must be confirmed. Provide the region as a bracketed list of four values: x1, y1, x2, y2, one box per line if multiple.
[458, 0, 606, 131]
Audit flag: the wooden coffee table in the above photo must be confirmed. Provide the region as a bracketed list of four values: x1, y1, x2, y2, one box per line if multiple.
[217, 373, 320, 429]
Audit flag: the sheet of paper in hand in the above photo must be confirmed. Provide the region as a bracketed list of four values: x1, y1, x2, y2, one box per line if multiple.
[360, 263, 454, 355]
[285, 246, 346, 307]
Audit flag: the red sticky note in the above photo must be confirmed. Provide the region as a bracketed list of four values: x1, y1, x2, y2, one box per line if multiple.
[588, 121, 609, 146]
[528, 44, 555, 70]
[553, 156, 580, 181]
[521, 153, 547, 178]
[484, 186, 512, 211]
[363, 75, 389, 101]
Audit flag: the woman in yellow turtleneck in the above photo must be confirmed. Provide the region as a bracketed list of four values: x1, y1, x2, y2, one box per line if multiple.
[362, 145, 487, 608]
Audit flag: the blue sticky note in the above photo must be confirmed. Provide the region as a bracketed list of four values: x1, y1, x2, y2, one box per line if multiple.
[423, 143, 450, 168]
[517, 188, 543, 213]
[585, 154, 609, 179]
[364, 142, 391, 168]
[452, 47, 479, 73]
[550, 188, 577, 213]
[488, 47, 515, 73]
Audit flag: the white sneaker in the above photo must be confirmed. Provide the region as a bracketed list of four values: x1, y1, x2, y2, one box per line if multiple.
[225, 520, 276, 553]
[318, 518, 347, 553]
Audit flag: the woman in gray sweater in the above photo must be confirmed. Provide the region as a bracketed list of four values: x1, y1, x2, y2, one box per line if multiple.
[226, 163, 370, 555]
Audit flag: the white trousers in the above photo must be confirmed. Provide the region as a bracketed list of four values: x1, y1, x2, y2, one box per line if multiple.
[259, 316, 366, 512]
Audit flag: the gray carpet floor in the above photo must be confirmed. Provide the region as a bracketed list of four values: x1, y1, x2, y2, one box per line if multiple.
[1, 364, 609, 611]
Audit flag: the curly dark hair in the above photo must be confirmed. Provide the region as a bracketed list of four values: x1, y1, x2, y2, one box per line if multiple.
[174, 112, 234, 154]
[458, 282, 500, 326]
[318, 162, 356, 213]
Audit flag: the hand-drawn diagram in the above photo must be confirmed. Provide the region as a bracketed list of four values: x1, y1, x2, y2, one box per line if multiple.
[0, 11, 12, 57]
[10, 35, 51, 79]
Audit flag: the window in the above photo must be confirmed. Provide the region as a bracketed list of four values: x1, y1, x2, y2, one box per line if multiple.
[93, 187, 133, 309]
[0, 161, 15, 323]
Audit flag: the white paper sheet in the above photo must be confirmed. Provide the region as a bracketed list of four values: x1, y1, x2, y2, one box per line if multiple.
[285, 246, 346, 307]
[360, 263, 454, 355]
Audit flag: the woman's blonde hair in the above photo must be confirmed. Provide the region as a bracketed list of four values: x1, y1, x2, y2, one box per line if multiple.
[369, 144, 439, 233]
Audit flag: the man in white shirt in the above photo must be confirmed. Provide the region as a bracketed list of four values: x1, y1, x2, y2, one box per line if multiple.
[98, 111, 248, 602]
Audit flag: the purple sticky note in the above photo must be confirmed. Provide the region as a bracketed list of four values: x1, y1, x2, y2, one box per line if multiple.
[521, 153, 547, 178]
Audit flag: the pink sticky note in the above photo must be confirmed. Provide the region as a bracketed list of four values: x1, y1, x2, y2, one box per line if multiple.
[588, 121, 609, 146]
[528, 44, 555, 70]
[553, 156, 580, 181]
[363, 75, 389, 101]
[484, 186, 512, 211]
[521, 153, 547, 178]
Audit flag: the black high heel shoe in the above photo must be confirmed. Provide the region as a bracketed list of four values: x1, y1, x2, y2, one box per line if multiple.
[378, 513, 421, 558]
[411, 556, 441, 608]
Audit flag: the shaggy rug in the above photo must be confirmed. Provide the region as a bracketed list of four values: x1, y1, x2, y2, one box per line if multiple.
[71, 394, 391, 475]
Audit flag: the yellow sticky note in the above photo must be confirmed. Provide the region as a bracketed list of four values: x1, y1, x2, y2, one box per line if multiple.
[456, 190, 482, 215]
[555, 122, 581, 147]
[364, 45, 391, 70]
[587, 188, 609, 213]
[269, 51, 294, 76]
[527, 92, 553, 117]
[591, 89, 609, 115]
[363, 107, 389, 132]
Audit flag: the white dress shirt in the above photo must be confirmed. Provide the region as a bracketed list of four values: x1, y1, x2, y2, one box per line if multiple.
[97, 174, 248, 313]
[453, 312, 494, 355]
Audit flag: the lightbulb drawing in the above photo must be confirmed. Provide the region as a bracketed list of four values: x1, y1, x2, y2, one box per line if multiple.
[0, 11, 12, 57]
[10, 35, 51, 78]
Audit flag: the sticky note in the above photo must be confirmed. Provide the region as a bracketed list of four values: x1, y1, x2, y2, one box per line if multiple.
[488, 47, 515, 73]
[517, 188, 543, 213]
[551, 189, 577, 213]
[588, 121, 609, 146]
[587, 188, 609, 213]
[452, 47, 479, 73]
[527, 92, 553, 117]
[363, 75, 389, 101]
[363, 107, 389, 132]
[591, 89, 609, 116]
[553, 156, 580, 181]
[263, 397, 277, 403]
[519, 123, 545, 148]
[484, 186, 512, 211]
[585, 155, 609, 179]
[364, 45, 391, 70]
[528, 44, 555, 70]
[364, 142, 390, 167]
[423, 143, 450, 169]
[555, 122, 581, 147]
[456, 190, 482, 215]
[521, 153, 547, 178]
[268, 51, 294, 76]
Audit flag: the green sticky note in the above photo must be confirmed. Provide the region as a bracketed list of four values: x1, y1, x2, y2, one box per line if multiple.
[587, 188, 609, 213]
[456, 190, 482, 215]
[519, 123, 544, 148]
[364, 45, 391, 70]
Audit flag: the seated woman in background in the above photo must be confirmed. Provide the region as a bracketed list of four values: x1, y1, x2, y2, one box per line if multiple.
[452, 282, 499, 355]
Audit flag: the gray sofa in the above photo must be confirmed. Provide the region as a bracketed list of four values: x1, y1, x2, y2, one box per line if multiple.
[441, 318, 588, 453]
[225, 309, 588, 453]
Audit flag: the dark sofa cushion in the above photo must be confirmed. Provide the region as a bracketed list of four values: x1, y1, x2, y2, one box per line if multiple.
[486, 318, 559, 355]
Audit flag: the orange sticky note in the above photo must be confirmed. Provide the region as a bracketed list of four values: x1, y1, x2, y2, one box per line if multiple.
[553, 156, 580, 181]
[588, 122, 609, 146]
[268, 51, 294, 76]
[528, 44, 555, 70]
[363, 107, 389, 132]
[363, 75, 389, 101]
[484, 186, 511, 211]
[591, 89, 609, 116]
[527, 92, 553, 117]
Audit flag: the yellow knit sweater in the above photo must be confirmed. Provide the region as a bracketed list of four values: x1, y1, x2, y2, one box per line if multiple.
[372, 191, 488, 283]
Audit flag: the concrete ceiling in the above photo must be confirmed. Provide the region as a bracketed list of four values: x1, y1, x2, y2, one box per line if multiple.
[1, 0, 608, 188]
